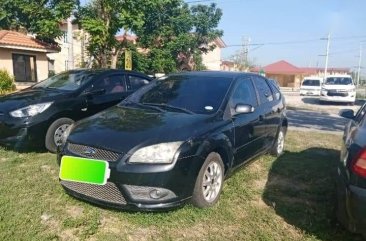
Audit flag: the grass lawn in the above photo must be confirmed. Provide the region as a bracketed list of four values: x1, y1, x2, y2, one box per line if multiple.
[0, 131, 363, 241]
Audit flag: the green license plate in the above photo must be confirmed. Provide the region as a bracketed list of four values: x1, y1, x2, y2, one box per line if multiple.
[59, 156, 110, 185]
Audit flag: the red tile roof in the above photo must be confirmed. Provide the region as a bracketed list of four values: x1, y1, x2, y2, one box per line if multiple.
[251, 60, 350, 75]
[0, 30, 59, 52]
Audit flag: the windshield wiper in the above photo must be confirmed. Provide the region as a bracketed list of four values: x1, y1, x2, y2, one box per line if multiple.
[142, 103, 194, 114]
[122, 101, 165, 112]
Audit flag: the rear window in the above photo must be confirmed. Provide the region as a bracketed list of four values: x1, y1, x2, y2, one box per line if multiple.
[302, 79, 321, 86]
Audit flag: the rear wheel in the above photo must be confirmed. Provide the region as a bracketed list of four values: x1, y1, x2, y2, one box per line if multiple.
[191, 152, 224, 208]
[270, 127, 285, 156]
[45, 118, 74, 153]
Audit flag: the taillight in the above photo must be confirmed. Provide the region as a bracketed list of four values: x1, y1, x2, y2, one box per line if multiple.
[352, 149, 366, 178]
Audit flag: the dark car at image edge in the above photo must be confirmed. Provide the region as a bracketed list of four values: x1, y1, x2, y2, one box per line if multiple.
[338, 105, 366, 239]
[58, 71, 288, 211]
[0, 69, 152, 152]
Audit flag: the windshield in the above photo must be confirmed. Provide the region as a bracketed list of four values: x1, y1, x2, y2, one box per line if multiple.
[33, 71, 96, 91]
[123, 75, 233, 114]
[324, 77, 353, 85]
[302, 79, 321, 86]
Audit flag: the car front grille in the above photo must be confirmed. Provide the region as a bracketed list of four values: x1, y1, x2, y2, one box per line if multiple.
[67, 143, 121, 162]
[327, 91, 348, 97]
[61, 180, 127, 205]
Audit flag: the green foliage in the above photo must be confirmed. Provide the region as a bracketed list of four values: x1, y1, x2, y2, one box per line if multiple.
[0, 0, 77, 43]
[0, 69, 15, 94]
[135, 2, 223, 72]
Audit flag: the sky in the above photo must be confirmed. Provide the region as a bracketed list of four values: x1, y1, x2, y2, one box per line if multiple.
[193, 0, 366, 73]
[80, 0, 366, 74]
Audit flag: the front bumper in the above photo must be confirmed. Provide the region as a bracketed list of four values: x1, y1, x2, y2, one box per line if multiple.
[58, 147, 205, 211]
[320, 94, 356, 103]
[300, 89, 320, 96]
[0, 116, 48, 150]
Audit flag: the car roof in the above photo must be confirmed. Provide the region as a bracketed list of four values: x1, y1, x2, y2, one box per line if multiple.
[64, 68, 152, 78]
[168, 71, 258, 79]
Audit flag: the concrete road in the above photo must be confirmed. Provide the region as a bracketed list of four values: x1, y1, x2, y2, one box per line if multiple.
[286, 108, 349, 133]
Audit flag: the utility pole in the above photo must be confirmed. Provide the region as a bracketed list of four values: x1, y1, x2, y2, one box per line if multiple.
[357, 43, 363, 86]
[242, 37, 251, 71]
[67, 16, 74, 70]
[321, 33, 331, 79]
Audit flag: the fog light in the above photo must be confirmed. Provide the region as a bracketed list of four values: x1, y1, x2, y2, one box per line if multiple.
[149, 189, 168, 199]
[124, 185, 177, 201]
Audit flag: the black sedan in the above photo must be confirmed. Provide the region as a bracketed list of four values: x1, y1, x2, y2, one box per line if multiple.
[338, 105, 366, 238]
[0, 69, 152, 152]
[58, 71, 288, 211]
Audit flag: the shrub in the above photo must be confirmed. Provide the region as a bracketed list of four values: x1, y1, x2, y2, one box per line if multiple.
[0, 69, 16, 95]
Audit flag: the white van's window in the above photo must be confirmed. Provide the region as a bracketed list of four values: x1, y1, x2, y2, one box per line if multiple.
[302, 79, 320, 86]
[325, 77, 353, 85]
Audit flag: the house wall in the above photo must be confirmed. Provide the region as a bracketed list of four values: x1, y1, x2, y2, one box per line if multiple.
[47, 24, 87, 73]
[202, 45, 222, 70]
[0, 48, 49, 88]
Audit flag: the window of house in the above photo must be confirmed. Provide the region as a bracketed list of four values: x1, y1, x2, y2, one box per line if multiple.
[12, 54, 37, 82]
[63, 31, 68, 43]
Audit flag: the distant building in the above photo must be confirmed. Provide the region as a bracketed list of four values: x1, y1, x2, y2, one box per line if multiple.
[47, 21, 89, 74]
[0, 30, 59, 89]
[201, 38, 226, 70]
[220, 60, 240, 72]
[251, 60, 351, 88]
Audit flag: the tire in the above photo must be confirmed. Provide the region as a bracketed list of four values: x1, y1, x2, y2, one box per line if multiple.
[45, 118, 74, 153]
[270, 127, 285, 157]
[191, 152, 225, 208]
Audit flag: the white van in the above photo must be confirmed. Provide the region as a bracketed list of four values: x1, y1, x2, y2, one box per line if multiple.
[320, 75, 356, 104]
[300, 77, 323, 96]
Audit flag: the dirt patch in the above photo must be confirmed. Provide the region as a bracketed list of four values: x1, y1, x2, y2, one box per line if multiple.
[41, 213, 80, 241]
[65, 205, 84, 218]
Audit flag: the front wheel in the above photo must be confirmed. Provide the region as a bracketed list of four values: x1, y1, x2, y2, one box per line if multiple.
[270, 128, 285, 156]
[45, 118, 74, 153]
[191, 152, 224, 208]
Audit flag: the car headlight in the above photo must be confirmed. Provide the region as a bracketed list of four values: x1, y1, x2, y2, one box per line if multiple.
[129, 142, 183, 164]
[348, 88, 356, 92]
[10, 102, 53, 118]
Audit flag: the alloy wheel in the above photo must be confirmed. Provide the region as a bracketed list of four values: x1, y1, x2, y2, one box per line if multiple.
[53, 124, 70, 146]
[202, 161, 223, 202]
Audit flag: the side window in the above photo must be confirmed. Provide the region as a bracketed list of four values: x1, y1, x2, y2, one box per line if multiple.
[91, 74, 126, 94]
[127, 75, 150, 91]
[230, 78, 258, 108]
[253, 76, 274, 104]
[269, 81, 281, 100]
[355, 104, 366, 123]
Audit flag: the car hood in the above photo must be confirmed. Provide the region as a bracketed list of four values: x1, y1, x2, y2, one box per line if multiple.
[322, 85, 355, 90]
[67, 106, 220, 154]
[0, 88, 69, 112]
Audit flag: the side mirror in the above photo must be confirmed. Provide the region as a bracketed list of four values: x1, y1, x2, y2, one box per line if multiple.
[234, 104, 255, 115]
[339, 109, 354, 119]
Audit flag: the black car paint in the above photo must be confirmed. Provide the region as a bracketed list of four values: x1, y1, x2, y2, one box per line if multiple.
[58, 71, 288, 211]
[0, 69, 152, 150]
[338, 105, 366, 237]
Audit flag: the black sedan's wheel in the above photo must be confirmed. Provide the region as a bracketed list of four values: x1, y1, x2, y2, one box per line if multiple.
[270, 127, 285, 156]
[45, 118, 74, 153]
[192, 152, 224, 208]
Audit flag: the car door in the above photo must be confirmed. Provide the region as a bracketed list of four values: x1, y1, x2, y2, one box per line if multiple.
[267, 79, 285, 144]
[83, 73, 128, 116]
[230, 77, 264, 167]
[251, 75, 277, 149]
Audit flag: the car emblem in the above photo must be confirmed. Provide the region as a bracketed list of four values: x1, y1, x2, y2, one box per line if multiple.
[84, 147, 96, 156]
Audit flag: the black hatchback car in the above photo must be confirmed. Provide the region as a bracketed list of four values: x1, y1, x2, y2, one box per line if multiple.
[338, 105, 366, 238]
[58, 71, 288, 211]
[0, 69, 152, 152]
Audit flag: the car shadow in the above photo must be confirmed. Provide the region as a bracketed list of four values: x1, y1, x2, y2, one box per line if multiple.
[262, 148, 363, 241]
[302, 97, 365, 107]
[286, 109, 349, 132]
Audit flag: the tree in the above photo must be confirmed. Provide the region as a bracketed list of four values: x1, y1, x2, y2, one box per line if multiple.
[0, 0, 77, 43]
[135, 2, 223, 73]
[78, 0, 146, 68]
[229, 49, 256, 71]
